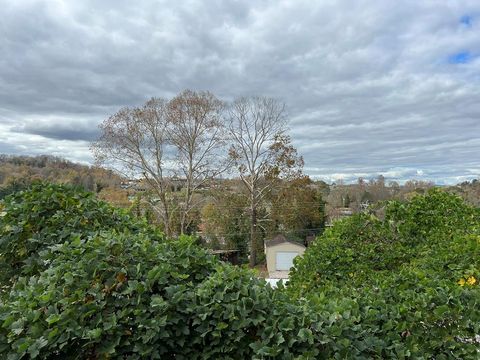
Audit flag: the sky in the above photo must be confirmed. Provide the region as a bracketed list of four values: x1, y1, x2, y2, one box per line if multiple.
[1, 0, 479, 184]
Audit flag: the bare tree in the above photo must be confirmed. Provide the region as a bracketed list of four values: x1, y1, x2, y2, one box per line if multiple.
[167, 90, 227, 234]
[91, 98, 177, 236]
[227, 97, 303, 267]
[92, 91, 229, 237]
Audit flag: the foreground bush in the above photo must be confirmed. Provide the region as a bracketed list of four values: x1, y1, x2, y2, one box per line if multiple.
[0, 232, 325, 359]
[0, 233, 220, 358]
[0, 182, 161, 285]
[186, 267, 322, 359]
[0, 184, 324, 359]
[288, 189, 480, 357]
[290, 189, 479, 290]
[1, 185, 479, 358]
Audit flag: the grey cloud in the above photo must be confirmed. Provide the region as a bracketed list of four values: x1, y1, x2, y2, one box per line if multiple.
[11, 122, 99, 142]
[0, 0, 479, 183]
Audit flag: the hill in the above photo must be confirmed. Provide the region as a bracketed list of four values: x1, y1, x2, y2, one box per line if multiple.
[0, 154, 123, 199]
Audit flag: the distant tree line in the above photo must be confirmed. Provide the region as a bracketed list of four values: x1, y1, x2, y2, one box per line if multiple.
[324, 176, 480, 220]
[0, 154, 122, 199]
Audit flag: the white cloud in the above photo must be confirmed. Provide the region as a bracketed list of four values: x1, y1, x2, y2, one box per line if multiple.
[0, 0, 479, 183]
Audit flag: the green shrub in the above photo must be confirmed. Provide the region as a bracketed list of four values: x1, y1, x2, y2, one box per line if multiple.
[0, 232, 328, 359]
[0, 184, 325, 359]
[187, 266, 321, 359]
[0, 182, 162, 285]
[385, 188, 479, 242]
[288, 189, 480, 358]
[0, 233, 219, 359]
[2, 185, 479, 359]
[290, 189, 479, 290]
[288, 212, 408, 291]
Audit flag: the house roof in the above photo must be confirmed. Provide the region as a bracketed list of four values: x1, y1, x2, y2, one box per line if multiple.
[265, 234, 305, 248]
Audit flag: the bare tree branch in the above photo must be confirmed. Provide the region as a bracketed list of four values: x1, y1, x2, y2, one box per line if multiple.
[227, 96, 303, 267]
[167, 90, 228, 234]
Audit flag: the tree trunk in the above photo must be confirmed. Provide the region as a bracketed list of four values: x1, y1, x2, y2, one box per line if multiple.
[180, 185, 192, 235]
[180, 204, 186, 235]
[180, 157, 194, 235]
[249, 204, 257, 268]
[160, 192, 171, 238]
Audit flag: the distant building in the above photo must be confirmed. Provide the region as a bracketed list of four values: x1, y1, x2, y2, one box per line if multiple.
[265, 234, 306, 278]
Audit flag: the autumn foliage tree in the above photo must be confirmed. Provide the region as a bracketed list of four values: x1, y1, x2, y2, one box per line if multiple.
[227, 97, 304, 266]
[266, 176, 325, 241]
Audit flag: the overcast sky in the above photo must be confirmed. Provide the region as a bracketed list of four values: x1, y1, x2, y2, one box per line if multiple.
[1, 0, 479, 184]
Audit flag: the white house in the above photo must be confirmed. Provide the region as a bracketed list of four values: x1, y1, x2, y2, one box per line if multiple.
[264, 234, 306, 278]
